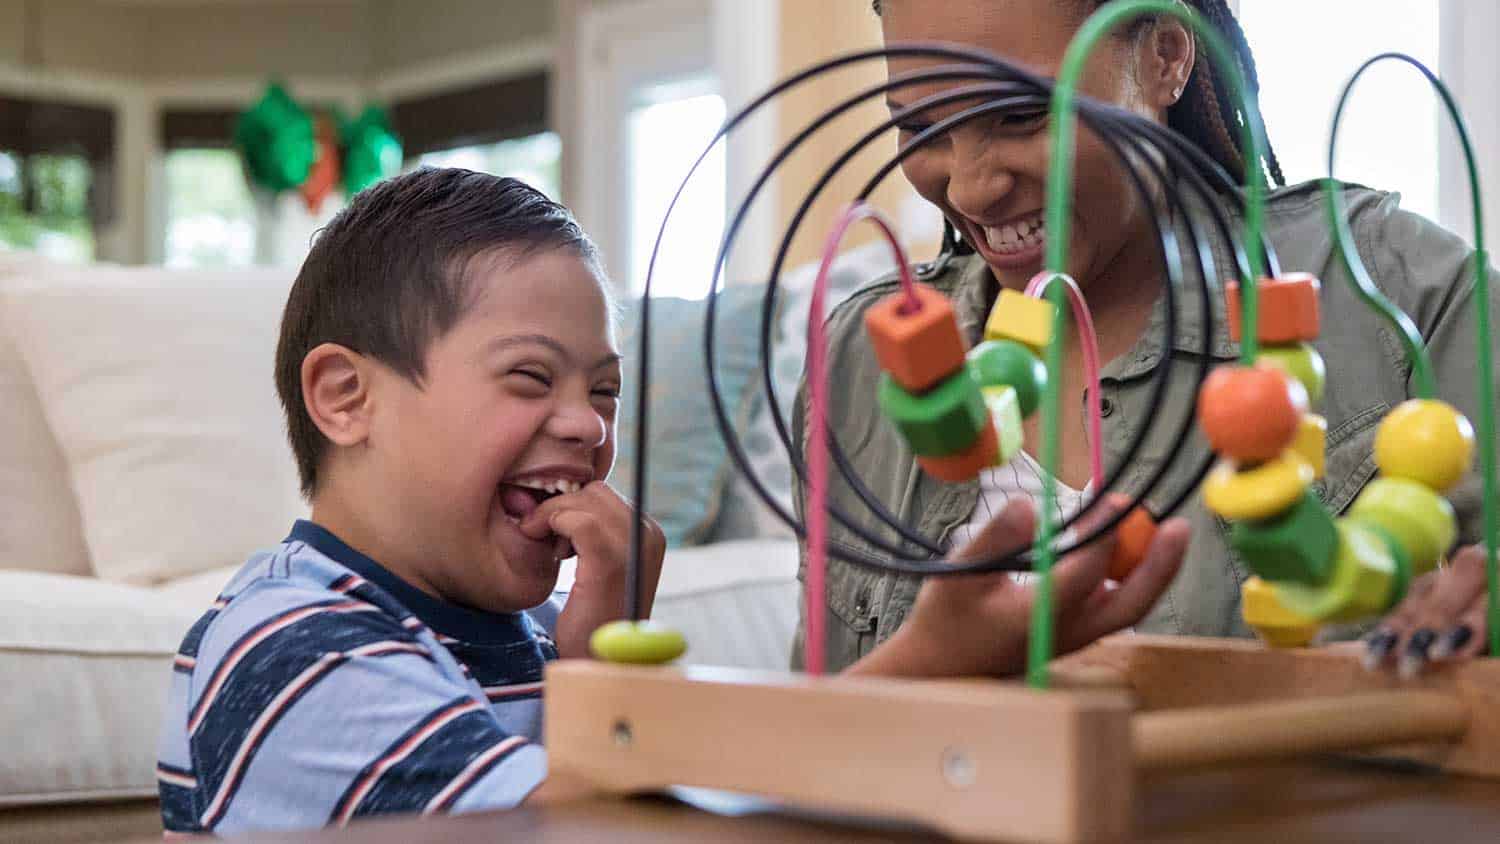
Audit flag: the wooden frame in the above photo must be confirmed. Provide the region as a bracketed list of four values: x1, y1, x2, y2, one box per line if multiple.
[545, 635, 1499, 843]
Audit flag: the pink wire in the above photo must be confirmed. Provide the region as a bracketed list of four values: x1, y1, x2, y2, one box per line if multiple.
[804, 202, 920, 676]
[1024, 271, 1105, 491]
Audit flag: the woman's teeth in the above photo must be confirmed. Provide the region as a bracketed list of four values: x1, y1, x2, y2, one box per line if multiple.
[983, 215, 1045, 254]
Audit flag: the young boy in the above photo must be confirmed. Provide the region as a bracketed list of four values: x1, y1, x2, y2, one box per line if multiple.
[157, 168, 1191, 836]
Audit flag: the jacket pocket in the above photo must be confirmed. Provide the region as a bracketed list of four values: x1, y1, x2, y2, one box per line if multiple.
[1316, 403, 1386, 514]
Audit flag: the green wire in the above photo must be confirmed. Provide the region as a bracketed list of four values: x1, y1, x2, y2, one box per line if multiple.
[1030, 0, 1271, 689]
[1327, 54, 1496, 657]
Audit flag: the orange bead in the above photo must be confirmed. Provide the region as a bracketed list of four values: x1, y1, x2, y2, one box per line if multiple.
[1226, 273, 1322, 344]
[917, 419, 999, 483]
[1109, 506, 1159, 581]
[1197, 364, 1309, 463]
[864, 283, 968, 393]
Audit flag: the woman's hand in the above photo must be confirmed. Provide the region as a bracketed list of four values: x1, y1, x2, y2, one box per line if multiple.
[848, 495, 1189, 679]
[1363, 543, 1491, 677]
[519, 482, 666, 659]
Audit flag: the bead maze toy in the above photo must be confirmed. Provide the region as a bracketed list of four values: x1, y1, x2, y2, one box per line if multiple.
[565, 1, 1500, 841]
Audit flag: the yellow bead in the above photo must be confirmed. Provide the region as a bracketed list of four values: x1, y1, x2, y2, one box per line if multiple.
[1277, 521, 1399, 623]
[1202, 453, 1314, 521]
[984, 288, 1055, 355]
[1346, 477, 1456, 575]
[1374, 399, 1475, 492]
[982, 385, 1025, 466]
[589, 620, 687, 664]
[1241, 577, 1320, 648]
[1292, 414, 1327, 479]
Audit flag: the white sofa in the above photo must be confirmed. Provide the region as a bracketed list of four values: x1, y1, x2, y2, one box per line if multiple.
[0, 250, 817, 840]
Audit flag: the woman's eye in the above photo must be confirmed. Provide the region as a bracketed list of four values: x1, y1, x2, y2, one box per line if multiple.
[897, 121, 934, 135]
[999, 110, 1048, 128]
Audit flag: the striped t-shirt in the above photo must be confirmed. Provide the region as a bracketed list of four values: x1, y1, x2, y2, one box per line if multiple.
[157, 520, 557, 837]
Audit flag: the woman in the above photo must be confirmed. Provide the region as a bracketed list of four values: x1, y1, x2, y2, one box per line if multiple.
[795, 0, 1494, 675]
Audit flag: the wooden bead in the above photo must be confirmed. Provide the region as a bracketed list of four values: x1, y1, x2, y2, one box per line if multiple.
[1258, 343, 1326, 407]
[1109, 507, 1158, 582]
[1240, 577, 1320, 649]
[864, 283, 968, 393]
[983, 288, 1055, 355]
[918, 419, 1000, 482]
[878, 371, 988, 457]
[1374, 399, 1475, 493]
[1292, 414, 1327, 480]
[1202, 453, 1314, 521]
[1276, 520, 1398, 623]
[968, 340, 1047, 417]
[1197, 364, 1308, 463]
[590, 620, 687, 664]
[1346, 477, 1457, 575]
[982, 385, 1025, 466]
[1228, 489, 1338, 585]
[1226, 273, 1321, 344]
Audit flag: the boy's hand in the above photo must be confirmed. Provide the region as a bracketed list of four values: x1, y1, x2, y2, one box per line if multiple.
[518, 482, 666, 659]
[1363, 543, 1491, 678]
[848, 495, 1189, 679]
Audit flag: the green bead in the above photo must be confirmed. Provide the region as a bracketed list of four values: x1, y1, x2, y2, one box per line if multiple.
[589, 620, 687, 664]
[878, 371, 988, 457]
[1259, 343, 1326, 407]
[1229, 489, 1338, 585]
[1346, 477, 1456, 575]
[983, 385, 1024, 465]
[1277, 520, 1398, 623]
[967, 340, 1047, 417]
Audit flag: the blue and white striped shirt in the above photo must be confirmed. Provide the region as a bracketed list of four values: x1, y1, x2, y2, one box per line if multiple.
[157, 520, 556, 836]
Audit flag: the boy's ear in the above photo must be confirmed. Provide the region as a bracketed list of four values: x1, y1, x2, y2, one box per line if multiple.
[301, 343, 374, 447]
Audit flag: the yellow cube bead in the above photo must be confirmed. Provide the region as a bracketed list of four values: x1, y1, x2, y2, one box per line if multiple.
[1277, 521, 1399, 623]
[1292, 414, 1327, 480]
[982, 385, 1025, 466]
[1241, 577, 1320, 648]
[1201, 453, 1314, 521]
[1346, 477, 1456, 575]
[984, 288, 1055, 354]
[1374, 399, 1475, 493]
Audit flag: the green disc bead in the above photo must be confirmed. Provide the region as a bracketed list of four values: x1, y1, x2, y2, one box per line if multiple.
[1277, 520, 1398, 623]
[1346, 477, 1456, 575]
[1259, 343, 1326, 407]
[1228, 489, 1338, 585]
[878, 370, 988, 457]
[1353, 521, 1413, 612]
[967, 340, 1047, 418]
[589, 620, 687, 664]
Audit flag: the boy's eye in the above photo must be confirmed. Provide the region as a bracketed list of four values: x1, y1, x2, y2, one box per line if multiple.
[511, 369, 551, 387]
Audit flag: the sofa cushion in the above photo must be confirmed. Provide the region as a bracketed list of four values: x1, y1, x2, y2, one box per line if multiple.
[0, 261, 307, 584]
[0, 252, 91, 576]
[0, 570, 201, 805]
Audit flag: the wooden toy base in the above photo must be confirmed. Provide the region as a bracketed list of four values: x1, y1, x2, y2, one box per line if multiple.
[544, 635, 1499, 843]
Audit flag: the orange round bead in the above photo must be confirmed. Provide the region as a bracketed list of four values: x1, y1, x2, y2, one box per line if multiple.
[1197, 364, 1309, 463]
[1109, 507, 1159, 582]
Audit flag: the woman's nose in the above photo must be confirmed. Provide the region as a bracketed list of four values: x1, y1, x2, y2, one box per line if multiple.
[945, 132, 1017, 222]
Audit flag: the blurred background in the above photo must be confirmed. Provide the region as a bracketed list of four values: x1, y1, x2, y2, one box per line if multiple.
[0, 0, 1491, 293]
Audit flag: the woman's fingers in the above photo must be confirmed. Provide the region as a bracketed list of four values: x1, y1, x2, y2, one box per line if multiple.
[1366, 545, 1490, 676]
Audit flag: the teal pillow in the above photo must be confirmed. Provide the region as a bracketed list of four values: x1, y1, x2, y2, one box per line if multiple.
[610, 283, 767, 546]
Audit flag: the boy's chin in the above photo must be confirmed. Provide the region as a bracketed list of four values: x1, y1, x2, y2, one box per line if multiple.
[481, 519, 564, 608]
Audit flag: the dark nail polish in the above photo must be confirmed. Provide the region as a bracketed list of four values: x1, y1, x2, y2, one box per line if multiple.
[1362, 629, 1397, 671]
[1399, 629, 1437, 679]
[1432, 625, 1473, 660]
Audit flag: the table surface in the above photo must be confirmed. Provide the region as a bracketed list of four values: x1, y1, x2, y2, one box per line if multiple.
[220, 760, 1500, 843]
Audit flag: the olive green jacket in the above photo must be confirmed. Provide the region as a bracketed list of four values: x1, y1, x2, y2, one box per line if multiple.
[792, 181, 1499, 672]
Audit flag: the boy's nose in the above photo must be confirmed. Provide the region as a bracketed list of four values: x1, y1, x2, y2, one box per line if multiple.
[548, 406, 608, 449]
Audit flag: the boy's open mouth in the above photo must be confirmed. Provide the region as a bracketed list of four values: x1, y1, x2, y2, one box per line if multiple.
[497, 477, 584, 521]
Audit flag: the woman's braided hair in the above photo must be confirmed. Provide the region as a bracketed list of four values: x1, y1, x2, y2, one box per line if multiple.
[871, 0, 1287, 188]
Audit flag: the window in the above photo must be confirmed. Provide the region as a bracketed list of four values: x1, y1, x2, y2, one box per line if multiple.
[625, 80, 727, 298]
[1239, 0, 1441, 221]
[411, 131, 562, 199]
[163, 149, 255, 268]
[0, 151, 95, 262]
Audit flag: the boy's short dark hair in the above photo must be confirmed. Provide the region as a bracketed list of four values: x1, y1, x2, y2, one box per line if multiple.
[275, 168, 600, 496]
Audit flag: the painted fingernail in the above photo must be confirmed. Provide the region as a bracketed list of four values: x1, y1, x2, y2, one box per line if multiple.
[1431, 624, 1473, 660]
[1398, 629, 1438, 679]
[1362, 629, 1397, 672]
